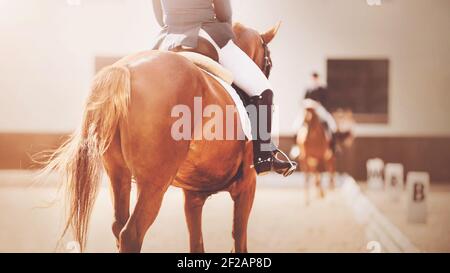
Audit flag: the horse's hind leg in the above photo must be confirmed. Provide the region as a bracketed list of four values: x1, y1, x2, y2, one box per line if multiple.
[119, 178, 171, 253]
[103, 131, 132, 249]
[117, 140, 187, 253]
[118, 144, 185, 253]
[183, 190, 208, 253]
[229, 172, 257, 253]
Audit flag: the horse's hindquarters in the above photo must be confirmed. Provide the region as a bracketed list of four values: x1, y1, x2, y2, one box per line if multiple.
[117, 51, 246, 192]
[119, 52, 202, 180]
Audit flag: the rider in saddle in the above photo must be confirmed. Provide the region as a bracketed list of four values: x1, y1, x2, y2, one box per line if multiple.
[304, 72, 342, 153]
[152, 0, 297, 176]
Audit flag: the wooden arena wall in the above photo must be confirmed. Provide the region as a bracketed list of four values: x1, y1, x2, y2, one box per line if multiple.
[1, 133, 449, 182]
[278, 136, 450, 182]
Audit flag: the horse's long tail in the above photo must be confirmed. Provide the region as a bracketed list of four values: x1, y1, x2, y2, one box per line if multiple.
[41, 65, 131, 251]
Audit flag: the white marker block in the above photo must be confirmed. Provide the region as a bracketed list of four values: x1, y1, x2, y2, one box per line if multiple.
[367, 158, 384, 190]
[406, 172, 429, 223]
[385, 163, 404, 201]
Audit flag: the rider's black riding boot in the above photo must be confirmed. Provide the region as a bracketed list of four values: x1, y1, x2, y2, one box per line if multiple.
[248, 90, 297, 177]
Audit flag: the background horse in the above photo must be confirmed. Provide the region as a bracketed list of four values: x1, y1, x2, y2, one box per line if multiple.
[42, 22, 280, 253]
[296, 103, 354, 203]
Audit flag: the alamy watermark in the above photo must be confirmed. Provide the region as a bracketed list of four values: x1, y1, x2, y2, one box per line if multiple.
[170, 97, 279, 151]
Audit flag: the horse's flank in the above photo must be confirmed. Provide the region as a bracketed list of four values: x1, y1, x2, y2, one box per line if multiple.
[113, 50, 248, 192]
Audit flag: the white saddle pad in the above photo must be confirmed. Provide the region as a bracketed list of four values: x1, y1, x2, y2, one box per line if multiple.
[203, 71, 252, 140]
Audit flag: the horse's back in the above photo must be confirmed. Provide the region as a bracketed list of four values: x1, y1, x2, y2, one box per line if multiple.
[114, 50, 246, 192]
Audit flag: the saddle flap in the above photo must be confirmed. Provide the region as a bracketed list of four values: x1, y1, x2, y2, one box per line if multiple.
[177, 51, 234, 85]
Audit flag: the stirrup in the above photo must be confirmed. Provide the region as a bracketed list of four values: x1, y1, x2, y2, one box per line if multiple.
[273, 148, 297, 177]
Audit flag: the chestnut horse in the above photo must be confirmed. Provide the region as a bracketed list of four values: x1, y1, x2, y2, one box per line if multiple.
[42, 22, 281, 253]
[296, 102, 354, 202]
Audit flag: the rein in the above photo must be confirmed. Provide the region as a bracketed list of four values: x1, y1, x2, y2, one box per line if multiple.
[261, 38, 273, 78]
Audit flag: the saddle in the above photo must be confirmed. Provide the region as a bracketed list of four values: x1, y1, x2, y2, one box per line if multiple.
[177, 51, 233, 85]
[176, 51, 250, 104]
[169, 38, 252, 140]
[158, 37, 251, 104]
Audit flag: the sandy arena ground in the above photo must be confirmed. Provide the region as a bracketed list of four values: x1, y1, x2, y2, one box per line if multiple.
[364, 184, 450, 253]
[0, 171, 371, 253]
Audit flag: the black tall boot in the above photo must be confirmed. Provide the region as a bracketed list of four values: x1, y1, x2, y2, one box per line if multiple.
[248, 90, 297, 177]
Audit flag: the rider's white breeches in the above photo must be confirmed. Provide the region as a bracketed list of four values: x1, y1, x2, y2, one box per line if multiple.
[315, 103, 338, 133]
[218, 41, 272, 96]
[200, 30, 272, 97]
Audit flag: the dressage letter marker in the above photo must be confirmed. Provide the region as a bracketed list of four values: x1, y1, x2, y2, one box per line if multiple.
[406, 172, 430, 223]
[385, 163, 404, 201]
[367, 158, 384, 190]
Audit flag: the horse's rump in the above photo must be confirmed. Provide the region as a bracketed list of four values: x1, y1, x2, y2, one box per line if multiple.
[114, 50, 248, 192]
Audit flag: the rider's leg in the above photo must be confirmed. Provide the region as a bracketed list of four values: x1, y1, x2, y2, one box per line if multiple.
[315, 103, 340, 152]
[218, 40, 296, 176]
[218, 41, 272, 96]
[198, 31, 269, 95]
[315, 104, 337, 133]
[324, 111, 340, 153]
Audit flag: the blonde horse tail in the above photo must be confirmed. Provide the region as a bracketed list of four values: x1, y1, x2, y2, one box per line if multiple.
[41, 65, 131, 251]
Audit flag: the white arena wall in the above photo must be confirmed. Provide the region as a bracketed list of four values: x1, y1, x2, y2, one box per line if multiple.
[0, 0, 449, 136]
